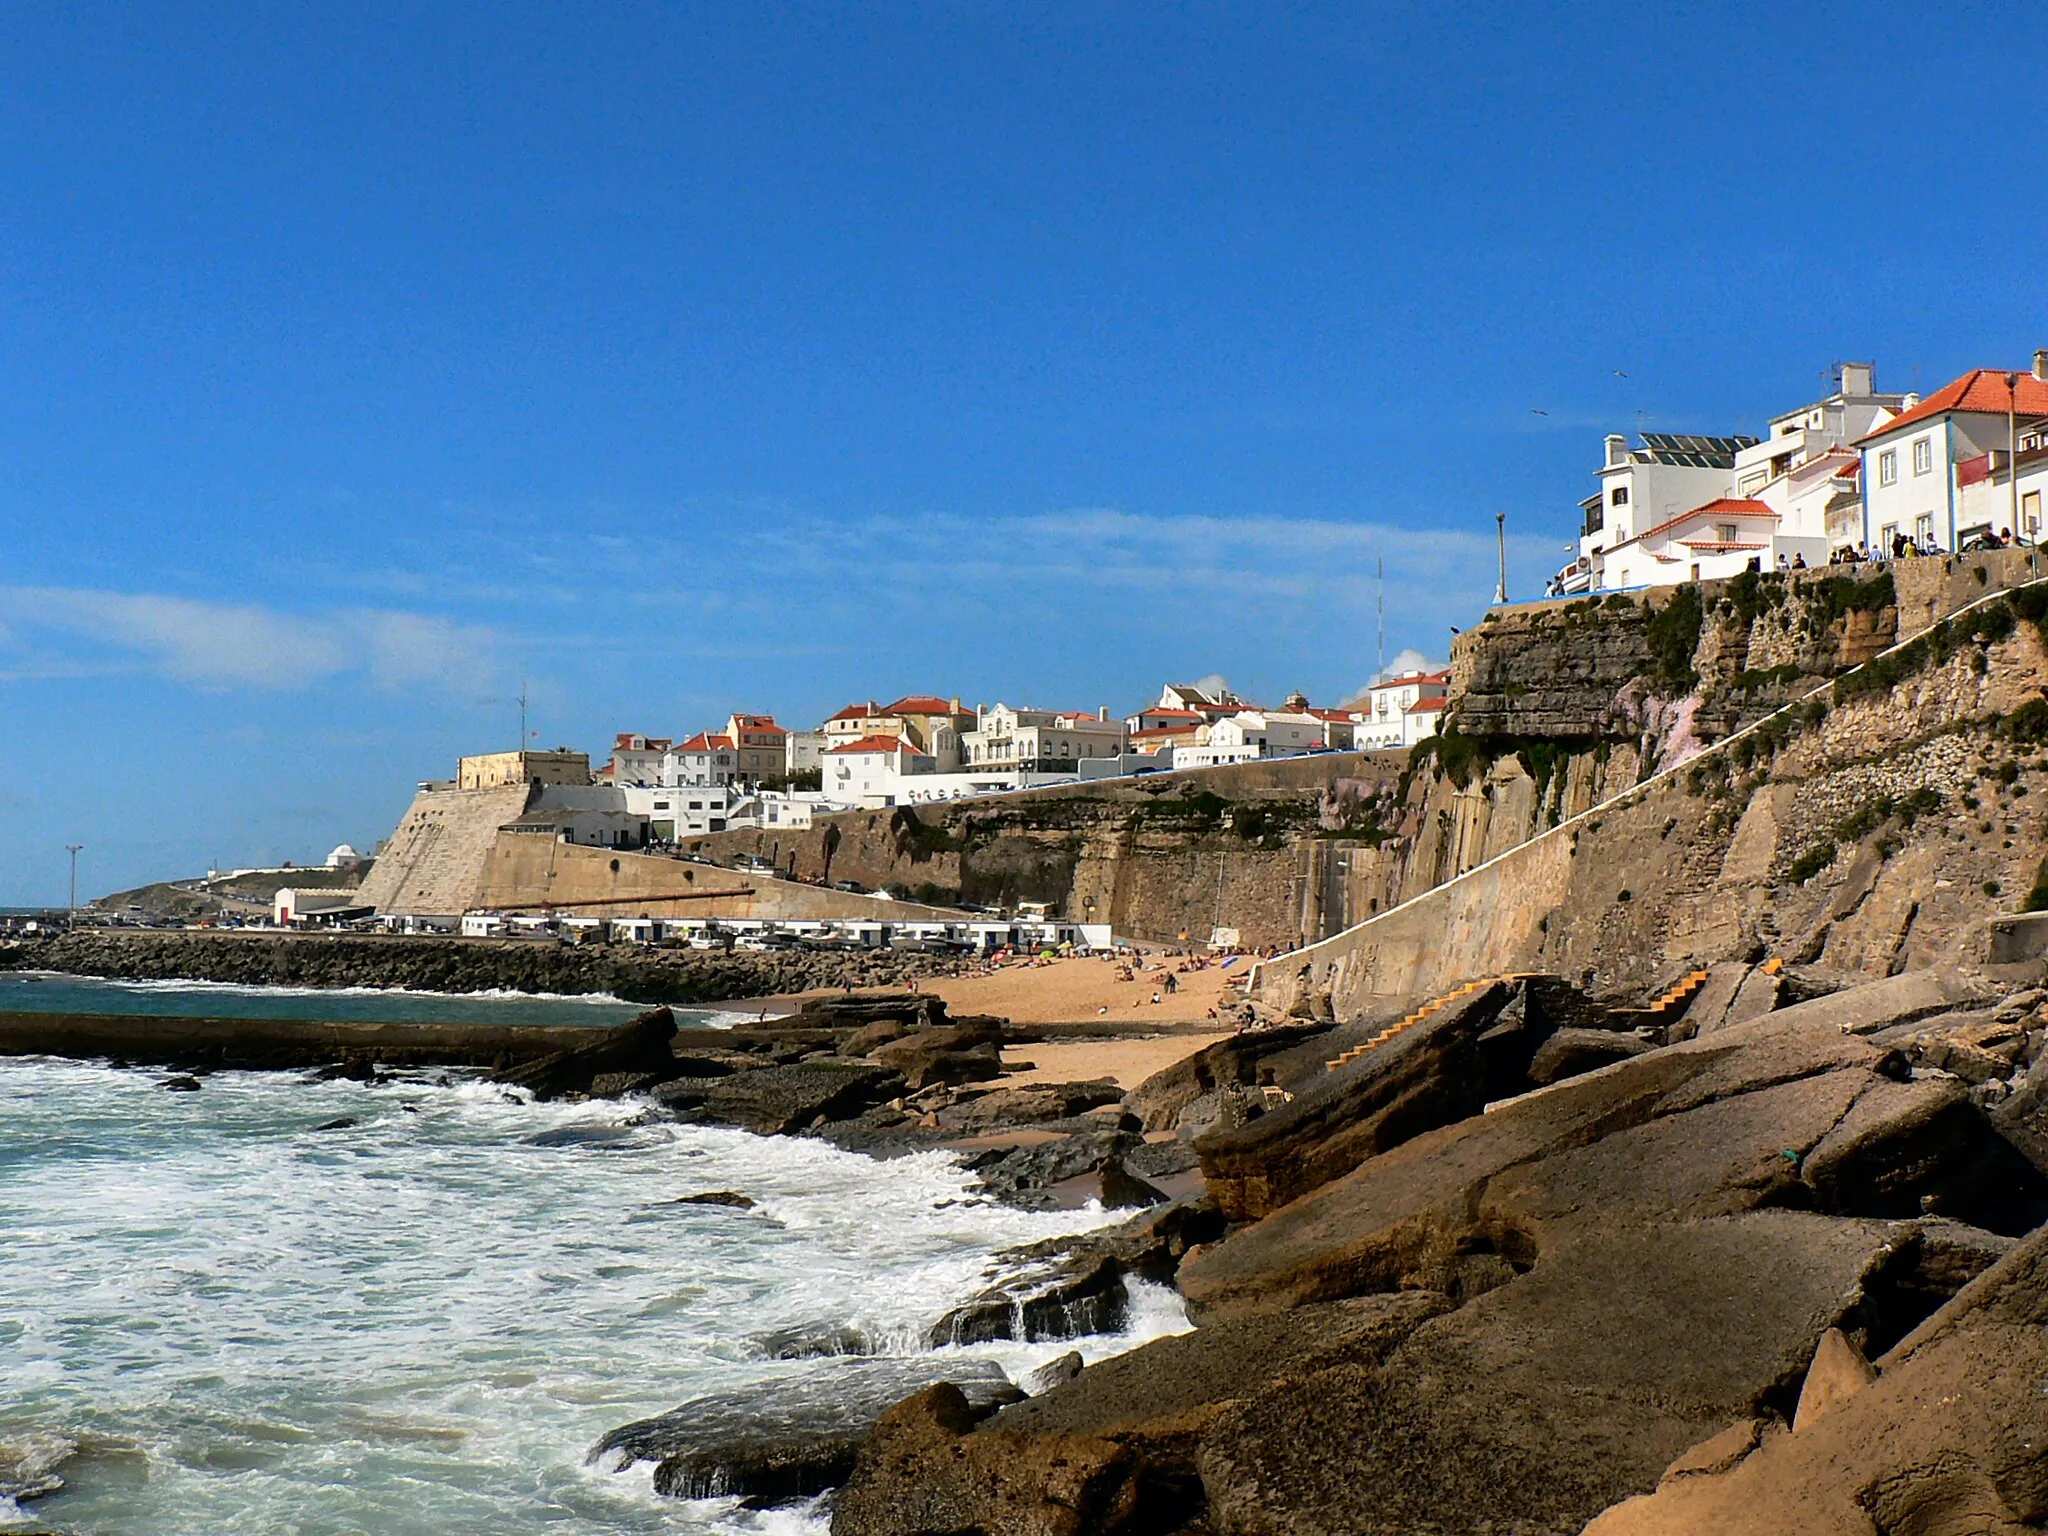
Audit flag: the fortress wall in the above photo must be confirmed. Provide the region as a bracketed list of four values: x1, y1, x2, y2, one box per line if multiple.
[357, 784, 535, 916]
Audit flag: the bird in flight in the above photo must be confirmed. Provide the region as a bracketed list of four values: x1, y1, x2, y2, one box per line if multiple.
[1530, 408, 1549, 416]
[1614, 369, 1629, 377]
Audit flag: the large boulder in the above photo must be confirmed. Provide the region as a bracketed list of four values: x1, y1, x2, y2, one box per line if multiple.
[869, 1023, 1008, 1090]
[1192, 1213, 1920, 1536]
[836, 1294, 1445, 1536]
[1583, 1222, 2048, 1535]
[1121, 1022, 1334, 1132]
[1179, 1004, 2048, 1324]
[1196, 979, 1565, 1223]
[934, 1080, 1123, 1134]
[656, 1060, 903, 1134]
[597, 1357, 1021, 1503]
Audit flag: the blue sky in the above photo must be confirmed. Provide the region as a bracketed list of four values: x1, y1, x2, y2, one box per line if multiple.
[3, 3, 2046, 902]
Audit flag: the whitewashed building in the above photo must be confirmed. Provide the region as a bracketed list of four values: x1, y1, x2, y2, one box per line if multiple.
[664, 732, 739, 787]
[623, 784, 733, 839]
[1357, 671, 1448, 750]
[1859, 359, 2048, 554]
[824, 734, 936, 807]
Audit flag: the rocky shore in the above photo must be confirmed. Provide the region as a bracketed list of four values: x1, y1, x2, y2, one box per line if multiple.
[0, 928, 954, 1003]
[549, 961, 2048, 1535]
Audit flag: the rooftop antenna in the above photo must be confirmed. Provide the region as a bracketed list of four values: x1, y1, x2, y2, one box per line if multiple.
[518, 682, 529, 752]
[1493, 513, 1509, 606]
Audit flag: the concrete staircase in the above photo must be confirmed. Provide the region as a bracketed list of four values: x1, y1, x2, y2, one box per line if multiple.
[1324, 977, 1498, 1073]
[1646, 968, 1712, 1018]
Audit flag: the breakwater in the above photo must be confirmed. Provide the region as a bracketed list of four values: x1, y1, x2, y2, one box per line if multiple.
[0, 928, 952, 1003]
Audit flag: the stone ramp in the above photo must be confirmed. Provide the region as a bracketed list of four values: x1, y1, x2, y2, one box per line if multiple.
[356, 784, 534, 915]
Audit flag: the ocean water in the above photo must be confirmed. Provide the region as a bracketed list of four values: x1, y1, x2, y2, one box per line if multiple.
[0, 971, 656, 1028]
[0, 990, 1184, 1534]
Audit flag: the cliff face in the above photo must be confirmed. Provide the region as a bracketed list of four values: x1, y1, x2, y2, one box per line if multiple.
[1263, 560, 2048, 1017]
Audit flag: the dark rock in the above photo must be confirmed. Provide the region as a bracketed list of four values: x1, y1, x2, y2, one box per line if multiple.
[1098, 1158, 1169, 1210]
[588, 1070, 658, 1097]
[492, 1007, 679, 1101]
[1124, 1137, 1200, 1182]
[791, 993, 952, 1032]
[687, 1061, 904, 1135]
[753, 1323, 874, 1359]
[312, 1116, 361, 1131]
[1025, 1352, 1083, 1393]
[930, 1253, 1127, 1346]
[972, 1129, 1138, 1206]
[1121, 1021, 1333, 1131]
[845, 1019, 913, 1055]
[1197, 978, 1540, 1222]
[831, 1382, 1141, 1536]
[594, 1357, 1021, 1504]
[675, 1190, 756, 1209]
[0, 1430, 75, 1509]
[523, 1124, 646, 1150]
[929, 1197, 1226, 1349]
[160, 1075, 202, 1092]
[836, 1294, 1445, 1536]
[868, 1025, 1006, 1091]
[933, 1080, 1122, 1133]
[1173, 1085, 1265, 1142]
[1526, 1025, 1656, 1084]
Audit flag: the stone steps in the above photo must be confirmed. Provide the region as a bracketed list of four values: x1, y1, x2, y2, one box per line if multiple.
[1324, 977, 1495, 1073]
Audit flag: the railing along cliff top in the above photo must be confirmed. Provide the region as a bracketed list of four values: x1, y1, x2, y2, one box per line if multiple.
[1251, 553, 2048, 1005]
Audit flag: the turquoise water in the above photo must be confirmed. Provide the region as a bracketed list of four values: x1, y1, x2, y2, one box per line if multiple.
[0, 986, 1182, 1534]
[0, 972, 651, 1028]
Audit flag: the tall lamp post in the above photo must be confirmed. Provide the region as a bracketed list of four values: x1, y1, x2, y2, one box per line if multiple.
[1493, 512, 1509, 605]
[2010, 373, 2023, 538]
[66, 844, 84, 928]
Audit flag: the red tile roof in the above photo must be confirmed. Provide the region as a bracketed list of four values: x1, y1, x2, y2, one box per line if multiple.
[1405, 697, 1445, 714]
[883, 695, 966, 716]
[826, 702, 880, 723]
[1856, 369, 2048, 445]
[1631, 498, 1779, 546]
[677, 733, 736, 753]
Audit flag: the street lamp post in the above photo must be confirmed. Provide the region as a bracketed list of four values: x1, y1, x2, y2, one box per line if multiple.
[2010, 374, 2023, 538]
[1493, 512, 1508, 605]
[66, 844, 84, 928]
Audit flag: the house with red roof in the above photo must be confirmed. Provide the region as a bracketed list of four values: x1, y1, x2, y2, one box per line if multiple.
[818, 696, 974, 770]
[667, 732, 739, 787]
[1560, 363, 1909, 592]
[1858, 355, 2048, 554]
[823, 733, 936, 806]
[1358, 670, 1448, 749]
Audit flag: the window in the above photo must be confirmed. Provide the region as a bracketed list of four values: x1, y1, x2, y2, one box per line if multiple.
[1717, 523, 1738, 542]
[1912, 438, 1933, 476]
[2026, 491, 2042, 538]
[1878, 449, 1898, 486]
[1916, 513, 1936, 547]
[1610, 485, 1629, 507]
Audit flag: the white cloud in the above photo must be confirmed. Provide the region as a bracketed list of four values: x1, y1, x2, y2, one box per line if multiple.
[0, 587, 501, 693]
[1373, 648, 1445, 684]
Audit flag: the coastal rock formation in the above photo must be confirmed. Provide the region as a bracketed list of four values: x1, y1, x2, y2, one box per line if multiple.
[1582, 1222, 2048, 1534]
[491, 1005, 679, 1099]
[595, 1357, 1023, 1503]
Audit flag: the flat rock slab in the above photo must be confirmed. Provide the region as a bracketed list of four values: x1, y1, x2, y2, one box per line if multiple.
[656, 1060, 903, 1134]
[596, 1357, 1022, 1503]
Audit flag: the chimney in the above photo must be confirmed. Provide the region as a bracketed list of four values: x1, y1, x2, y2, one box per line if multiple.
[2035, 349, 2048, 382]
[1837, 361, 1874, 398]
[1099, 704, 1109, 721]
[1605, 433, 1628, 468]
[951, 697, 962, 713]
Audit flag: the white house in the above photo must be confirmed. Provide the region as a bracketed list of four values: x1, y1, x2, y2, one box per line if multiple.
[725, 789, 855, 831]
[1357, 671, 1448, 750]
[1402, 695, 1446, 747]
[1560, 432, 1756, 593]
[1207, 709, 1326, 757]
[1600, 497, 1829, 587]
[608, 733, 672, 787]
[1954, 407, 2048, 545]
[1859, 358, 2048, 555]
[824, 734, 936, 806]
[664, 732, 738, 787]
[962, 705, 1127, 770]
[622, 783, 733, 839]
